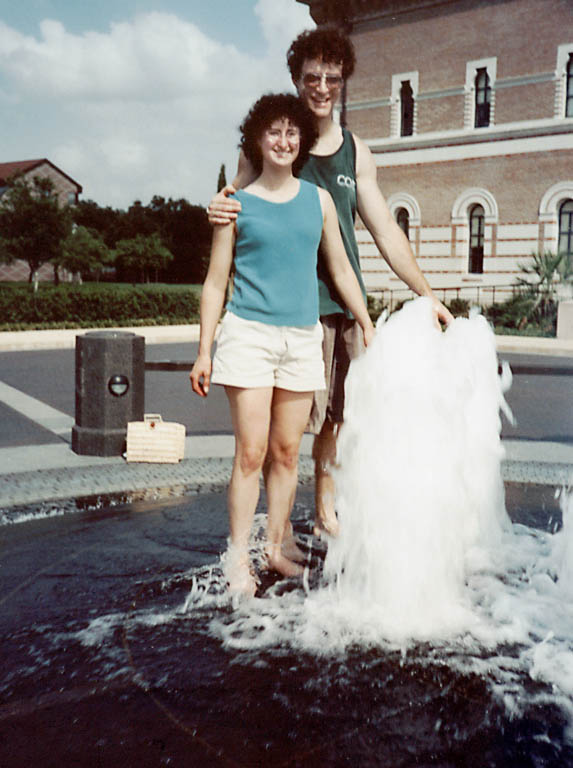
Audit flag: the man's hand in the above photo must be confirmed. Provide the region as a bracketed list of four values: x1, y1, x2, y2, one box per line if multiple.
[431, 297, 454, 327]
[190, 354, 212, 397]
[207, 184, 241, 225]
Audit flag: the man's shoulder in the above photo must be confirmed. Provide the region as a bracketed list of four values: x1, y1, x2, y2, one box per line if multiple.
[346, 129, 375, 180]
[346, 129, 370, 156]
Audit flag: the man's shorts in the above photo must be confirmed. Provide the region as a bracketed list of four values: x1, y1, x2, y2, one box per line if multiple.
[307, 313, 365, 434]
[211, 311, 326, 392]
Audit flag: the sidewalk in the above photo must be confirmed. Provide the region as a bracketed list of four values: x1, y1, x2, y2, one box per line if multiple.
[1, 323, 573, 355]
[0, 325, 571, 511]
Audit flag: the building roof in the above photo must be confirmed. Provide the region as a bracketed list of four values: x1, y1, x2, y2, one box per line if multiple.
[0, 158, 82, 192]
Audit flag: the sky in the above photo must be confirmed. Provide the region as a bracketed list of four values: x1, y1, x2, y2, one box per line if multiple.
[0, 0, 314, 209]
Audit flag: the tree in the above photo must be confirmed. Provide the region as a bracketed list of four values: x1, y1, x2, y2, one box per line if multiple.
[56, 226, 111, 282]
[72, 199, 125, 249]
[73, 196, 211, 284]
[517, 250, 566, 323]
[147, 196, 211, 283]
[217, 163, 227, 192]
[113, 233, 174, 283]
[0, 176, 71, 282]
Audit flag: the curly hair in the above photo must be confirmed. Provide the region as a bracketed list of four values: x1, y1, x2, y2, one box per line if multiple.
[286, 27, 356, 83]
[239, 93, 318, 176]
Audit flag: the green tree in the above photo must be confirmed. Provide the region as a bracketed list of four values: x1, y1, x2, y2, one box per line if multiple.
[73, 199, 126, 249]
[217, 163, 227, 192]
[0, 176, 71, 283]
[114, 233, 174, 283]
[56, 226, 111, 282]
[147, 196, 211, 283]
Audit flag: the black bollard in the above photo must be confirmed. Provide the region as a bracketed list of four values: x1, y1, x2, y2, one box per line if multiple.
[71, 331, 145, 456]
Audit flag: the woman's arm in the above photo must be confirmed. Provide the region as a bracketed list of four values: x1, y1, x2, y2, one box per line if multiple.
[318, 188, 375, 346]
[207, 151, 256, 225]
[189, 223, 235, 396]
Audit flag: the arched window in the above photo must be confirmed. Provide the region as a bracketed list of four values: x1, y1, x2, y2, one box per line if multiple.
[475, 68, 491, 128]
[567, 55, 573, 118]
[400, 81, 414, 137]
[396, 207, 410, 238]
[559, 199, 573, 265]
[469, 204, 485, 273]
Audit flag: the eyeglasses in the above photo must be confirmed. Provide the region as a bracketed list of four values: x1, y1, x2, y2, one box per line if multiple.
[302, 72, 343, 90]
[264, 126, 301, 141]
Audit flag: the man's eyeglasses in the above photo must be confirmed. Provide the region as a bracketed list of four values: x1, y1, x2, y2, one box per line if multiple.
[302, 73, 343, 90]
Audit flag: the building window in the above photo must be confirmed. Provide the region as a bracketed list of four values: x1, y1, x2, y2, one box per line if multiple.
[465, 58, 496, 129]
[474, 68, 491, 128]
[559, 199, 573, 265]
[400, 81, 414, 137]
[391, 71, 418, 137]
[567, 55, 573, 118]
[396, 207, 410, 238]
[469, 204, 485, 274]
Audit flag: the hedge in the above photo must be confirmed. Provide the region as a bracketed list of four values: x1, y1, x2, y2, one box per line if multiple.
[0, 283, 201, 330]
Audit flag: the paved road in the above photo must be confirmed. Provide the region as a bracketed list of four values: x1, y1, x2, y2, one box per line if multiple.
[0, 343, 232, 448]
[0, 344, 572, 448]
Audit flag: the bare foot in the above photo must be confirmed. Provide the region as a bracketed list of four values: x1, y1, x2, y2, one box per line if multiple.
[281, 536, 306, 563]
[313, 513, 339, 539]
[265, 546, 304, 578]
[224, 547, 257, 598]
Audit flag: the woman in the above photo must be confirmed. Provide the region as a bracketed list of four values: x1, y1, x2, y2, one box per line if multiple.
[190, 93, 374, 597]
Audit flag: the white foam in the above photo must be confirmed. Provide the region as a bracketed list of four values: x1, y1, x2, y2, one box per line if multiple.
[320, 298, 511, 641]
[200, 299, 573, 731]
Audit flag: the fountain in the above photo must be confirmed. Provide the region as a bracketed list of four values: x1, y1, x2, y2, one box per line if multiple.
[2, 298, 573, 765]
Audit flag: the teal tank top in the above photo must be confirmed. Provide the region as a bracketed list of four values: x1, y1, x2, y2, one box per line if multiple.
[227, 179, 323, 326]
[299, 127, 367, 317]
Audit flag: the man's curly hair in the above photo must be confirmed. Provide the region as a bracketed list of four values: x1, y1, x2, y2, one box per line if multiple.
[286, 27, 356, 83]
[239, 93, 318, 176]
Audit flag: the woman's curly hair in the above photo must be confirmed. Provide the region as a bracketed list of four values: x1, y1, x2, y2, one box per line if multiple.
[287, 27, 356, 83]
[239, 93, 318, 176]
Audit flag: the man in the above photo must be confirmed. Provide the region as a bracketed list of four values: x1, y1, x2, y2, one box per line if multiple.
[207, 28, 453, 539]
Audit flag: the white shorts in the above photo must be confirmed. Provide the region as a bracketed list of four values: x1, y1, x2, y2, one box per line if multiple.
[212, 312, 326, 391]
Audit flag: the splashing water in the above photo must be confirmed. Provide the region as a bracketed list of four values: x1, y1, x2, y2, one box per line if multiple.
[184, 298, 573, 740]
[320, 297, 513, 640]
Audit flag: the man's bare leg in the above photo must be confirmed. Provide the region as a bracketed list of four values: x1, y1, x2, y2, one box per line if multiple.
[312, 420, 340, 537]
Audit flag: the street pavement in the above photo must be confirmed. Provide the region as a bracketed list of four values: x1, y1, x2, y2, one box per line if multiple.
[0, 324, 572, 510]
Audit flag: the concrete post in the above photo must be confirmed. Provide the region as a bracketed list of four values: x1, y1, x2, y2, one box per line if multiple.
[557, 300, 573, 340]
[71, 331, 145, 456]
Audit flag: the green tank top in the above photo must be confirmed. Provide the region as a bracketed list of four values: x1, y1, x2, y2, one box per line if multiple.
[299, 127, 367, 317]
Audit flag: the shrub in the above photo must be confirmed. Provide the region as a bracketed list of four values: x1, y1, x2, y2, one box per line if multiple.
[367, 294, 386, 322]
[484, 291, 557, 335]
[0, 283, 200, 330]
[447, 298, 471, 317]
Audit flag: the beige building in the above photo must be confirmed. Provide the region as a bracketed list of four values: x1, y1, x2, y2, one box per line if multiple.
[298, 0, 573, 305]
[0, 158, 82, 282]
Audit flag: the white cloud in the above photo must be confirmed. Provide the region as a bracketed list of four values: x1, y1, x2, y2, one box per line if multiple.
[255, 0, 313, 54]
[0, 7, 314, 208]
[0, 15, 252, 100]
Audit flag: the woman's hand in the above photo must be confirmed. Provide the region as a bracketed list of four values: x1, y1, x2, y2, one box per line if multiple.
[207, 184, 241, 226]
[363, 321, 375, 348]
[190, 354, 212, 397]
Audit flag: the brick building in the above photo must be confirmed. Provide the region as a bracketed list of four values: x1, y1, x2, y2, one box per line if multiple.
[298, 0, 573, 305]
[0, 159, 82, 282]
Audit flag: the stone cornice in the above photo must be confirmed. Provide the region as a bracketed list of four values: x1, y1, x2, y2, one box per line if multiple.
[297, 0, 478, 26]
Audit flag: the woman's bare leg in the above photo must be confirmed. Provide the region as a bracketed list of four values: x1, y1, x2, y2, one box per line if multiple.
[225, 385, 273, 595]
[265, 388, 313, 576]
